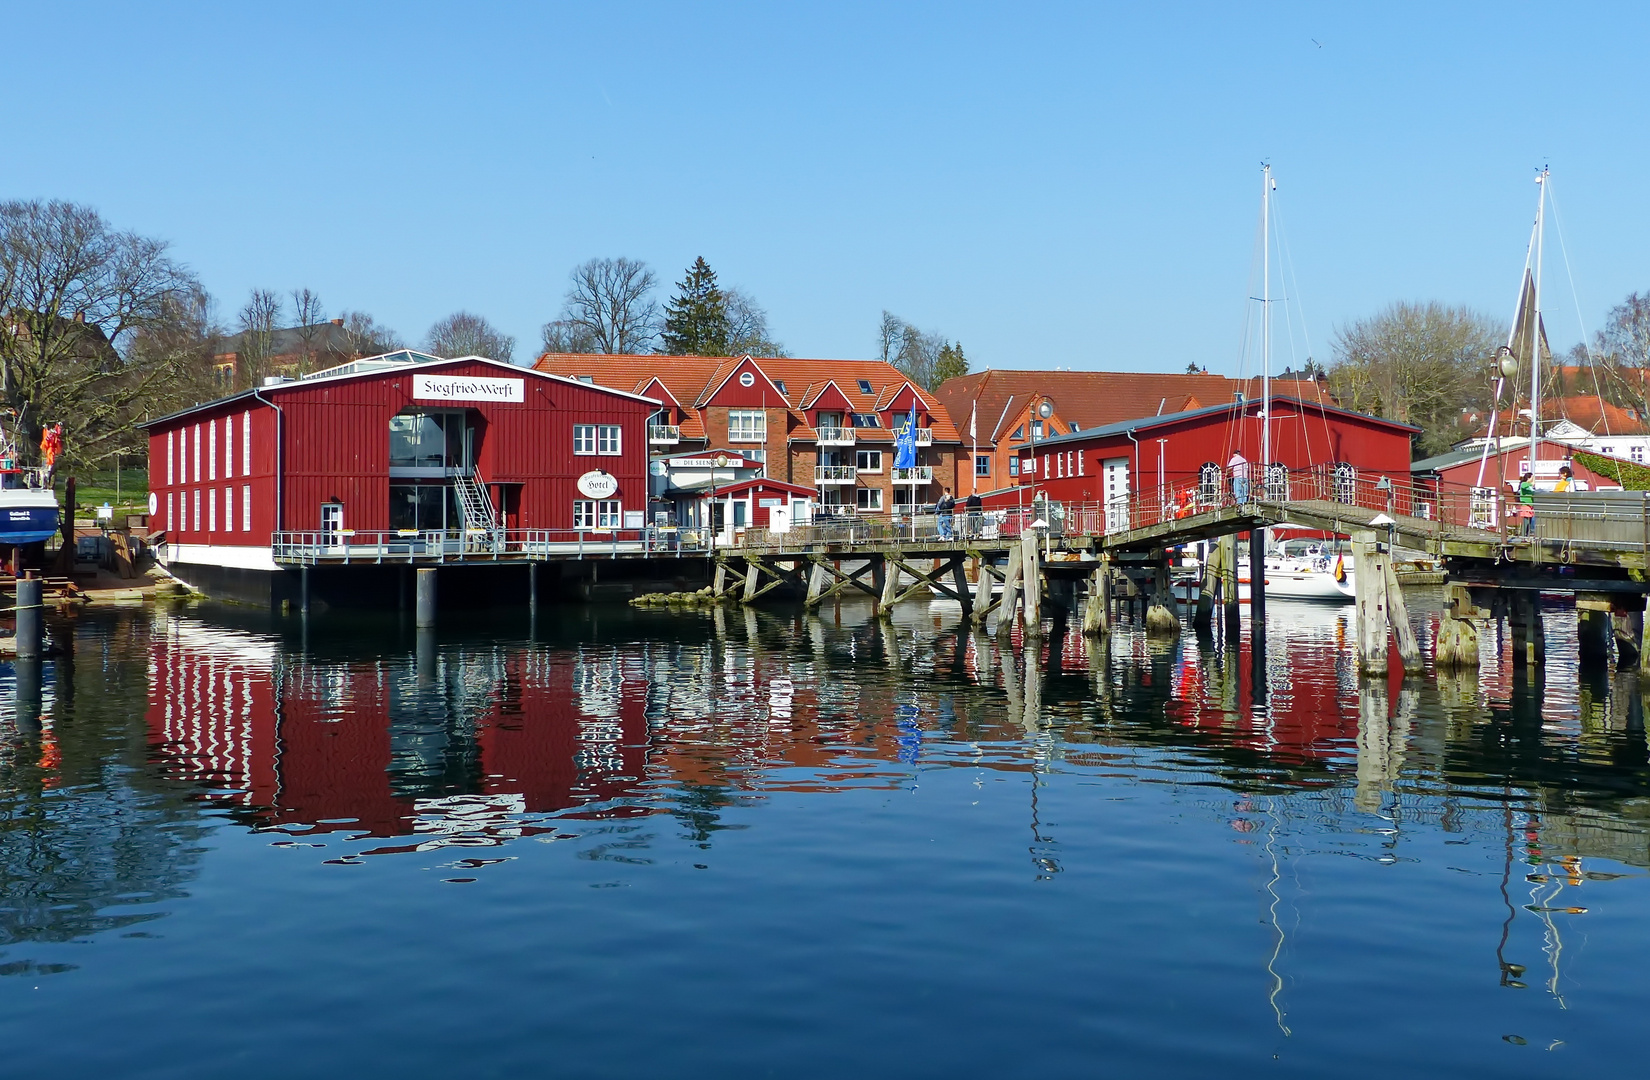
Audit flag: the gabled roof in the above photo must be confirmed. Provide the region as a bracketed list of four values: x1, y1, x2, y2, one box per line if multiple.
[706, 477, 817, 499]
[143, 354, 660, 428]
[532, 353, 966, 443]
[934, 369, 1334, 443]
[1012, 393, 1420, 449]
[800, 379, 854, 412]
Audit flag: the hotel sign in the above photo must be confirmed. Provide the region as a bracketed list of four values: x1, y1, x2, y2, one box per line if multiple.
[412, 373, 525, 403]
[577, 470, 620, 499]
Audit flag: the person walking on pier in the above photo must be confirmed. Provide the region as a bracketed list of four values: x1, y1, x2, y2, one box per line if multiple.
[1228, 452, 1250, 504]
[1514, 471, 1537, 536]
[963, 490, 983, 538]
[935, 487, 957, 539]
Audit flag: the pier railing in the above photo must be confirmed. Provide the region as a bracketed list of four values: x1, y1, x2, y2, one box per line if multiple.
[271, 527, 714, 564]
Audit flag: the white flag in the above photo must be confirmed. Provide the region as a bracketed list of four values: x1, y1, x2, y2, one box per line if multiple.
[969, 400, 977, 441]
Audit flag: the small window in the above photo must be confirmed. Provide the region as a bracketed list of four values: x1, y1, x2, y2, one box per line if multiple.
[855, 486, 883, 510]
[224, 414, 234, 478]
[975, 455, 990, 477]
[222, 487, 233, 532]
[728, 409, 766, 442]
[574, 424, 597, 454]
[243, 412, 252, 474]
[243, 485, 252, 531]
[577, 375, 594, 384]
[208, 420, 217, 481]
[598, 424, 621, 455]
[891, 411, 909, 429]
[774, 380, 787, 395]
[167, 491, 174, 532]
[193, 488, 201, 531]
[1031, 420, 1044, 438]
[856, 449, 883, 473]
[1012, 425, 1024, 440]
[857, 379, 873, 394]
[851, 413, 881, 428]
[1009, 457, 1019, 477]
[1635, 446, 1645, 463]
[1069, 422, 1080, 432]
[167, 430, 175, 485]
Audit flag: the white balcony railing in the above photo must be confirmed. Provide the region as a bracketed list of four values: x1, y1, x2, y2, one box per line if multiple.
[813, 465, 859, 484]
[914, 428, 933, 446]
[815, 426, 856, 446]
[648, 424, 681, 444]
[892, 466, 934, 483]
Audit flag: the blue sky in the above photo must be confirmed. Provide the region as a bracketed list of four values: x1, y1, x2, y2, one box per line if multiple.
[6, 2, 1645, 373]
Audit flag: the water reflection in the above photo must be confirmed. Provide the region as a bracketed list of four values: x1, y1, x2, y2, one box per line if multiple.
[4, 597, 1650, 1071]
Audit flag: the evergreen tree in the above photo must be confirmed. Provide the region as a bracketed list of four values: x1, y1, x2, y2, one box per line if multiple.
[933, 341, 969, 386]
[660, 256, 732, 356]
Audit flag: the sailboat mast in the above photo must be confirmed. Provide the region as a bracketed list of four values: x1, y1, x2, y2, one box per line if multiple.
[1529, 169, 1547, 463]
[1262, 164, 1272, 473]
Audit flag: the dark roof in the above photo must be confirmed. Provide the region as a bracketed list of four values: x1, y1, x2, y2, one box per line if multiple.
[1410, 443, 1520, 474]
[1010, 394, 1422, 449]
[216, 319, 355, 358]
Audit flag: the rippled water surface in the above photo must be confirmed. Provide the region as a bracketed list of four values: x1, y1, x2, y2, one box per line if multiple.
[3, 596, 1649, 1078]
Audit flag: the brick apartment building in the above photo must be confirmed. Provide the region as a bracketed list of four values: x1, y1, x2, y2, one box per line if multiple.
[533, 353, 968, 518]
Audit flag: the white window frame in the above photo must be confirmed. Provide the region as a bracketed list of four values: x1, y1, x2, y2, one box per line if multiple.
[727, 409, 766, 442]
[222, 488, 233, 532]
[573, 424, 598, 455]
[225, 415, 234, 478]
[243, 485, 252, 531]
[167, 430, 175, 485]
[597, 424, 622, 455]
[167, 491, 174, 531]
[598, 499, 622, 528]
[193, 488, 201, 531]
[855, 449, 883, 473]
[208, 420, 217, 481]
[243, 412, 252, 474]
[855, 486, 883, 511]
[193, 423, 202, 482]
[573, 500, 596, 528]
[208, 487, 216, 531]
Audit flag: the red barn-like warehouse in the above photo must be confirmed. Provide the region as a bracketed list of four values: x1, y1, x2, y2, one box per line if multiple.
[144, 353, 658, 604]
[1011, 394, 1418, 506]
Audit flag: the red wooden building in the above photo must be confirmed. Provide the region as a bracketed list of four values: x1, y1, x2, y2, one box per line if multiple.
[144, 352, 658, 604]
[1007, 394, 1419, 510]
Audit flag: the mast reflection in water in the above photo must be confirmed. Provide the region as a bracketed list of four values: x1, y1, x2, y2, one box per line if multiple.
[2, 597, 1650, 1076]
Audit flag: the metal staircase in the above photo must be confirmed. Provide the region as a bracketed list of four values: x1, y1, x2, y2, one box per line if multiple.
[452, 474, 496, 548]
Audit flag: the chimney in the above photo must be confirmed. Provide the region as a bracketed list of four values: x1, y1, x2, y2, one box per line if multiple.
[72, 310, 85, 323]
[331, 318, 344, 326]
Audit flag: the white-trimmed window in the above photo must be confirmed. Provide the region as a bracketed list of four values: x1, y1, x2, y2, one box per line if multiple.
[167, 430, 175, 485]
[242, 412, 252, 474]
[851, 413, 881, 428]
[597, 424, 621, 455]
[855, 449, 883, 473]
[193, 423, 202, 481]
[208, 420, 217, 480]
[167, 491, 174, 531]
[574, 499, 623, 529]
[243, 485, 252, 531]
[573, 425, 598, 455]
[225, 415, 234, 478]
[222, 488, 234, 532]
[1634, 446, 1645, 464]
[1009, 457, 1020, 477]
[855, 487, 883, 511]
[208, 488, 216, 531]
[193, 489, 201, 531]
[728, 409, 765, 442]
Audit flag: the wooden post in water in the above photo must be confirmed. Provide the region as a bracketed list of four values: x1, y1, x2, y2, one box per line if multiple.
[1615, 609, 1642, 669]
[1436, 583, 1482, 670]
[713, 561, 727, 598]
[805, 559, 829, 607]
[1379, 547, 1422, 674]
[742, 557, 762, 604]
[950, 559, 974, 619]
[1218, 533, 1240, 638]
[970, 558, 993, 626]
[1145, 548, 1180, 637]
[1082, 563, 1111, 637]
[415, 567, 437, 628]
[1193, 542, 1218, 632]
[994, 545, 1023, 640]
[877, 554, 900, 620]
[1577, 599, 1614, 672]
[1350, 531, 1389, 676]
[1020, 530, 1043, 637]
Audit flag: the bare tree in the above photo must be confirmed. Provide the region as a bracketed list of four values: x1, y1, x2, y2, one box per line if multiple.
[1327, 301, 1500, 456]
[877, 310, 948, 388]
[1589, 292, 1650, 420]
[425, 311, 515, 362]
[724, 288, 786, 357]
[236, 288, 284, 385]
[338, 310, 403, 356]
[542, 257, 659, 355]
[0, 199, 204, 467]
[289, 288, 327, 369]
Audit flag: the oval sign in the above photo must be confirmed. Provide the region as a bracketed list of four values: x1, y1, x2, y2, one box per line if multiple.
[148, 492, 158, 515]
[577, 470, 619, 499]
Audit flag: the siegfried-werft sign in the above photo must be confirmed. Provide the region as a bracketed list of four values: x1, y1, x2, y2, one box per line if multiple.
[412, 373, 525, 403]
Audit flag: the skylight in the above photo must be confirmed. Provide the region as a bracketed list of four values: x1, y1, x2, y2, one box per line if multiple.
[857, 379, 873, 394]
[775, 380, 787, 395]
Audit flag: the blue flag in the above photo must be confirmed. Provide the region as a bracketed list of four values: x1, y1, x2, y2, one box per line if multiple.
[894, 421, 917, 469]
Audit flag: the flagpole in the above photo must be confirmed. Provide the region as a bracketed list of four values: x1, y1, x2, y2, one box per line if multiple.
[970, 398, 978, 495]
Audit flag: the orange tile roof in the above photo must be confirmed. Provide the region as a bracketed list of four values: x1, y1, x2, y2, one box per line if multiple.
[534, 353, 965, 442]
[934, 369, 1332, 441]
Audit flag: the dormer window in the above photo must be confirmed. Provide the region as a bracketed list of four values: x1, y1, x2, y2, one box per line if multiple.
[775, 380, 787, 395]
[851, 413, 881, 428]
[857, 379, 873, 394]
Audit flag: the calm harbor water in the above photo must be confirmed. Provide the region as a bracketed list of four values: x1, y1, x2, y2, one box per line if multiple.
[2, 595, 1648, 1077]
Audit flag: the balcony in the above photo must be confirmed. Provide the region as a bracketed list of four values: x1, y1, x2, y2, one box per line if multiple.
[815, 426, 856, 446]
[892, 466, 935, 484]
[648, 424, 681, 445]
[813, 465, 859, 484]
[914, 428, 933, 446]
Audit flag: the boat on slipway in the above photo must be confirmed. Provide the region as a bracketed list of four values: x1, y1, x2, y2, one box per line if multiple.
[0, 419, 61, 547]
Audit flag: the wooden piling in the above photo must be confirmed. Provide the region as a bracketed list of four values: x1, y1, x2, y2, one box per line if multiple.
[1436, 584, 1482, 670]
[995, 545, 1023, 640]
[877, 554, 899, 619]
[1379, 545, 1422, 674]
[1615, 610, 1642, 669]
[1218, 533, 1240, 638]
[1351, 531, 1388, 676]
[1577, 602, 1613, 671]
[1020, 530, 1043, 637]
[1193, 541, 1218, 631]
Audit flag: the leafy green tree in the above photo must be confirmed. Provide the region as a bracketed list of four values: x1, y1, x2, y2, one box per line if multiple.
[660, 257, 732, 356]
[933, 341, 969, 385]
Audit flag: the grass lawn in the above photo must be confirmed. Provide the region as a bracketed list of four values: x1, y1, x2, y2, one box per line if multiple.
[62, 467, 149, 520]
